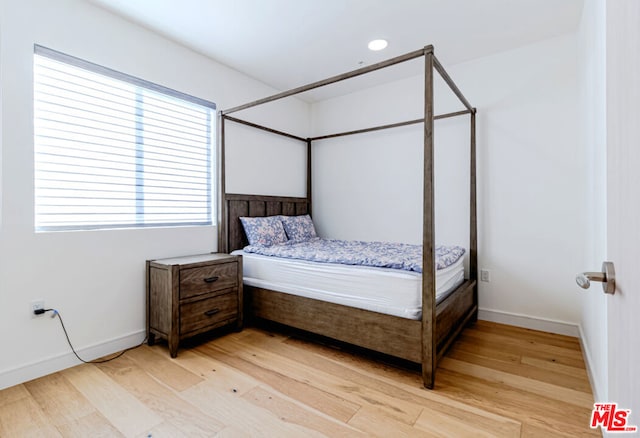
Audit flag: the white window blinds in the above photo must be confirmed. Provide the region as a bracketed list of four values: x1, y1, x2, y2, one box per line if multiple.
[34, 45, 215, 231]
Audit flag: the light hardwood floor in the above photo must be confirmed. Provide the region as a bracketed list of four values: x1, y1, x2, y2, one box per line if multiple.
[0, 321, 600, 437]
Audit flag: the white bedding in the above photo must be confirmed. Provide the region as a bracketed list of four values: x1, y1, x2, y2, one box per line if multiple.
[232, 250, 465, 320]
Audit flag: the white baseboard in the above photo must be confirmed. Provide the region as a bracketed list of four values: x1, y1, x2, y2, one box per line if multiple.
[0, 330, 146, 391]
[578, 324, 604, 405]
[477, 308, 580, 337]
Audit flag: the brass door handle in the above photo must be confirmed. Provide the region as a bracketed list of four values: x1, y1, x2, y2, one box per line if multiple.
[576, 261, 615, 294]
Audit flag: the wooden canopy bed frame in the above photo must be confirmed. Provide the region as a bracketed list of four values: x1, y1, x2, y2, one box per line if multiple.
[218, 45, 477, 389]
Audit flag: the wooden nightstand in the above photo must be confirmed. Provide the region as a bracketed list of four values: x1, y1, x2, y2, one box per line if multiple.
[146, 253, 243, 357]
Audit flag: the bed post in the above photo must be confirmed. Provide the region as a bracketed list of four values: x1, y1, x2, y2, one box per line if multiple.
[470, 110, 478, 319]
[307, 138, 312, 216]
[219, 114, 227, 253]
[422, 45, 436, 389]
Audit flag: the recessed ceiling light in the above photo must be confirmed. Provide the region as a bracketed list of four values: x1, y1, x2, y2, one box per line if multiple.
[368, 39, 388, 51]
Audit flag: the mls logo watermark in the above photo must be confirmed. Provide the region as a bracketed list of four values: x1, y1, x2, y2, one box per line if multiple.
[590, 403, 638, 433]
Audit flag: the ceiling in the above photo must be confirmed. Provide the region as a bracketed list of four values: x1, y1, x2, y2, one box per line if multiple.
[90, 0, 584, 102]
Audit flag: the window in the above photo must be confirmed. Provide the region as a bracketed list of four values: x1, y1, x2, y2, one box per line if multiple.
[33, 45, 215, 231]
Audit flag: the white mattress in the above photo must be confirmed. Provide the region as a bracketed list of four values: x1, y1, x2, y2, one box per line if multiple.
[232, 250, 465, 320]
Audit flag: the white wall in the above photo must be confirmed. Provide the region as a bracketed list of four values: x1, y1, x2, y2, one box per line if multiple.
[312, 34, 588, 330]
[577, 0, 608, 403]
[0, 0, 309, 389]
[311, 73, 469, 247]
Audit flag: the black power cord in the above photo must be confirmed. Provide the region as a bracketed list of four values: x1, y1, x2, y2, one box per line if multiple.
[39, 308, 147, 364]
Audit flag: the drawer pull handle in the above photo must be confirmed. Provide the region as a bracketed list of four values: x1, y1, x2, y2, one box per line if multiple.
[204, 308, 220, 317]
[204, 276, 220, 283]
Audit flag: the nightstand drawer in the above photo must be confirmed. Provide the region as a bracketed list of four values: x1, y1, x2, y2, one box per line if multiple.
[180, 291, 238, 335]
[180, 262, 238, 299]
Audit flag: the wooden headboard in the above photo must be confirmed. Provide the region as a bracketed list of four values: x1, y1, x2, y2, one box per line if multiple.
[223, 193, 311, 253]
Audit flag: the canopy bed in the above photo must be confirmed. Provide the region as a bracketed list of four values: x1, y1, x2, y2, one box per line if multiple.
[218, 45, 477, 389]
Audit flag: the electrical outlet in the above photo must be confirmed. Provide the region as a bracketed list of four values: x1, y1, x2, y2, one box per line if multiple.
[31, 299, 45, 317]
[480, 269, 490, 282]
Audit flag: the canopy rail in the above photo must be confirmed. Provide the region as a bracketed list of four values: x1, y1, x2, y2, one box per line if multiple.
[221, 47, 429, 115]
[223, 115, 308, 143]
[221, 46, 472, 122]
[433, 56, 474, 112]
[222, 108, 471, 144]
[311, 109, 472, 141]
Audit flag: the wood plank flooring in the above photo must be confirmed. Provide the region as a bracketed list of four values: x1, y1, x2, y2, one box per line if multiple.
[0, 321, 600, 437]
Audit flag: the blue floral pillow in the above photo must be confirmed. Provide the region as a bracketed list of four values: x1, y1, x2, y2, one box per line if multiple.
[239, 216, 288, 247]
[281, 214, 317, 242]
